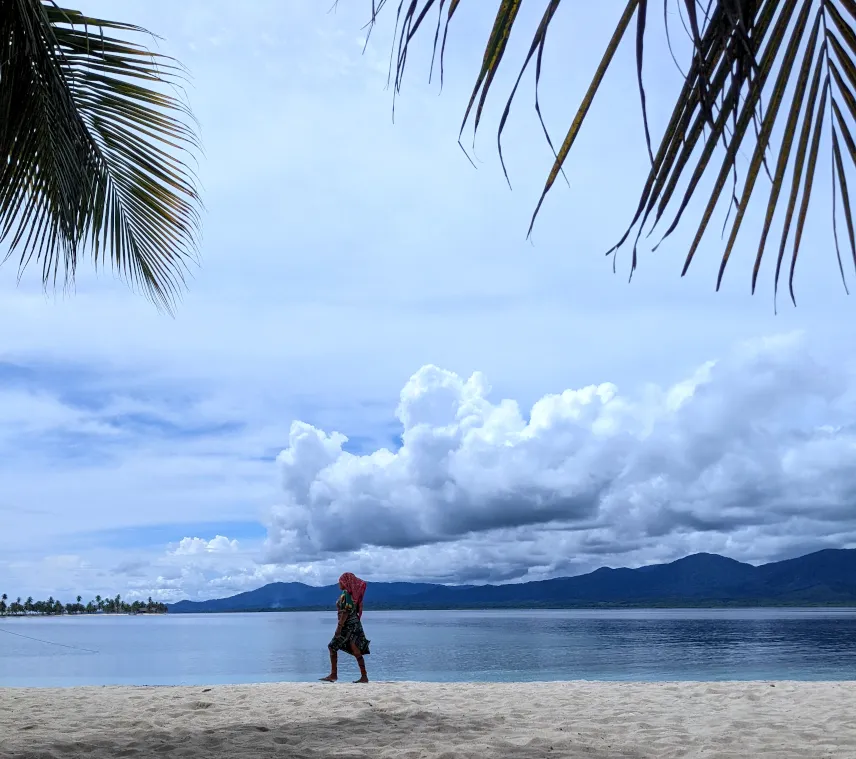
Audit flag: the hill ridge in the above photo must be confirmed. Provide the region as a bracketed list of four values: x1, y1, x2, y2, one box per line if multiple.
[167, 548, 856, 612]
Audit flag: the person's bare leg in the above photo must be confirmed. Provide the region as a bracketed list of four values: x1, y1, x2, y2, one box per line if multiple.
[319, 647, 338, 682]
[350, 641, 368, 683]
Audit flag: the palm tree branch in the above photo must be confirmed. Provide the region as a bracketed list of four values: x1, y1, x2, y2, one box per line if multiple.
[771, 38, 826, 302]
[715, 0, 817, 287]
[752, 8, 823, 292]
[355, 0, 856, 298]
[0, 1, 201, 312]
[832, 123, 856, 281]
[635, 0, 780, 274]
[527, 0, 641, 238]
[648, 0, 778, 246]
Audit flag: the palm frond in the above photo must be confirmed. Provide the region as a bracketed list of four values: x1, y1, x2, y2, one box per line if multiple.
[0, 0, 201, 312]
[360, 0, 856, 303]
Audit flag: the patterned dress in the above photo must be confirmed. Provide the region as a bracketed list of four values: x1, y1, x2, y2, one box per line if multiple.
[328, 590, 371, 655]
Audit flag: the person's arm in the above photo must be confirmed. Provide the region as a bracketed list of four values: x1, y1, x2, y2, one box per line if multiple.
[335, 607, 347, 636]
[334, 593, 351, 636]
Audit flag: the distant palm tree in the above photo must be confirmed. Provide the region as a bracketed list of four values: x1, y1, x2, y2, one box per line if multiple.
[1, 1, 202, 311]
[355, 1, 856, 302]
[4, 591, 167, 616]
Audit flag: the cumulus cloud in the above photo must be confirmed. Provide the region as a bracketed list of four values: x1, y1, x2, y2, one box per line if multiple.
[264, 333, 856, 577]
[115, 535, 253, 602]
[172, 535, 240, 555]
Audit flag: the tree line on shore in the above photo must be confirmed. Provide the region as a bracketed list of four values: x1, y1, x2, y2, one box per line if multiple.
[0, 593, 167, 616]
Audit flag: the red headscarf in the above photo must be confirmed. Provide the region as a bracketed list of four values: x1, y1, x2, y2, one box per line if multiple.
[339, 572, 367, 618]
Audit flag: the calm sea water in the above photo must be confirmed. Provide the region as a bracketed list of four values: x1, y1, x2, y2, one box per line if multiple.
[1, 609, 855, 687]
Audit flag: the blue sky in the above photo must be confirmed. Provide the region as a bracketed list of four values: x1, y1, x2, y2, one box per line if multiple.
[2, 1, 856, 602]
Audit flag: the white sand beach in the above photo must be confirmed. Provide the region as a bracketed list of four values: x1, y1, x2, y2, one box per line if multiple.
[1, 681, 854, 758]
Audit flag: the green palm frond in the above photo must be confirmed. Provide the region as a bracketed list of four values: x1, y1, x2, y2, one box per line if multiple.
[360, 0, 856, 303]
[0, 0, 201, 312]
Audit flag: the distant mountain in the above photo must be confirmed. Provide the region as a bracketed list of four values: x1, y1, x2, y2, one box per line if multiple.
[168, 581, 444, 614]
[167, 548, 856, 613]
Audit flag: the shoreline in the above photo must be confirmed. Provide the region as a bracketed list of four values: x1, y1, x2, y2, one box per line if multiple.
[4, 605, 856, 618]
[166, 603, 856, 613]
[2, 681, 854, 758]
[1, 678, 855, 690]
[7, 605, 856, 616]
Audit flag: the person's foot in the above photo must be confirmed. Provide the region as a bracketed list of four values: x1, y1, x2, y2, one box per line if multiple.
[319, 675, 337, 682]
[353, 676, 369, 683]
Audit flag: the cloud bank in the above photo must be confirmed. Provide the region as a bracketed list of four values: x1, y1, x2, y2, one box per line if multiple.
[17, 331, 855, 603]
[264, 333, 856, 580]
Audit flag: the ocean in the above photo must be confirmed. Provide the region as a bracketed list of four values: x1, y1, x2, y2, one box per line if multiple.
[1, 608, 855, 687]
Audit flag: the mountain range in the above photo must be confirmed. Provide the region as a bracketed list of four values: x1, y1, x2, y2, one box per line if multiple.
[167, 548, 856, 613]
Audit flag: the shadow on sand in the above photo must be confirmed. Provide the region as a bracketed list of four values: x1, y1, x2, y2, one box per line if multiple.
[3, 706, 643, 759]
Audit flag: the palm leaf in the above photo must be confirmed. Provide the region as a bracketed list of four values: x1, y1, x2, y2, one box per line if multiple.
[0, 0, 201, 312]
[358, 0, 856, 303]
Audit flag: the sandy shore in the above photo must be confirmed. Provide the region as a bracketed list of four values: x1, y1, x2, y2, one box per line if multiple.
[1, 681, 854, 758]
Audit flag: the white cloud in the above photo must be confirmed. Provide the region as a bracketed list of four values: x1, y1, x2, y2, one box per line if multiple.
[172, 536, 240, 555]
[265, 333, 856, 573]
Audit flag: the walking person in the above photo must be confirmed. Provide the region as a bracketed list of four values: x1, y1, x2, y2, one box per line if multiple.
[320, 572, 371, 683]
